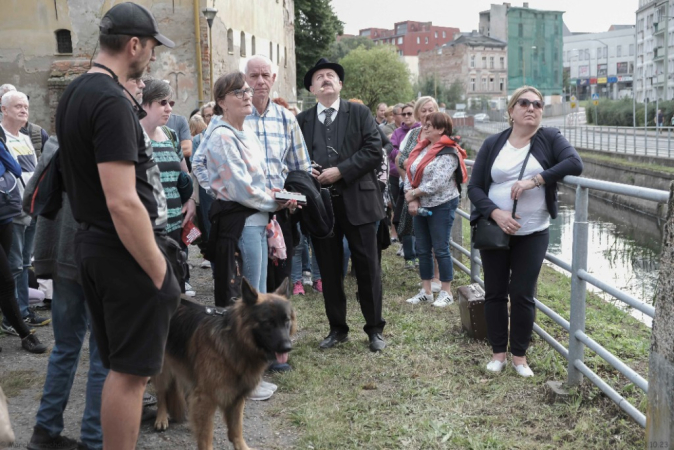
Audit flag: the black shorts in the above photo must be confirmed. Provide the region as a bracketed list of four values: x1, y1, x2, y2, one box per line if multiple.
[75, 231, 181, 377]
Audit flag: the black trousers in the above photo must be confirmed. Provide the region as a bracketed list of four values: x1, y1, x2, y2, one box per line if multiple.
[267, 210, 295, 294]
[312, 196, 385, 336]
[480, 228, 549, 357]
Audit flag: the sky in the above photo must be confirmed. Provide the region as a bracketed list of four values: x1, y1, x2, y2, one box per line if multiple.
[331, 0, 637, 36]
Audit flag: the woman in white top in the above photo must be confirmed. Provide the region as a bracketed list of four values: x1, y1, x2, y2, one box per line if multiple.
[468, 86, 583, 377]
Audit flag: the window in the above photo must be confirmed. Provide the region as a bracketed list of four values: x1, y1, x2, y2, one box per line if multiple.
[252, 36, 256, 55]
[499, 77, 505, 91]
[630, 44, 635, 56]
[435, 31, 438, 38]
[398, 36, 403, 44]
[490, 56, 494, 69]
[500, 56, 504, 69]
[470, 55, 475, 68]
[596, 48, 601, 59]
[482, 56, 487, 68]
[284, 47, 287, 67]
[55, 29, 72, 54]
[563, 51, 566, 61]
[585, 49, 590, 60]
[481, 77, 487, 91]
[240, 32, 246, 57]
[471, 77, 476, 91]
[617, 45, 622, 57]
[227, 29, 234, 54]
[425, 37, 428, 44]
[442, 31, 446, 38]
[277, 44, 280, 63]
[417, 37, 420, 44]
[518, 23, 523, 37]
[270, 42, 273, 58]
[489, 76, 494, 91]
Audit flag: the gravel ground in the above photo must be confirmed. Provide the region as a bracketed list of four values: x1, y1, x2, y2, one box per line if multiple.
[0, 248, 297, 449]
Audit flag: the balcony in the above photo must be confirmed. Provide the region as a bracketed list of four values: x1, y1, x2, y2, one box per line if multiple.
[654, 22, 665, 35]
[653, 47, 665, 61]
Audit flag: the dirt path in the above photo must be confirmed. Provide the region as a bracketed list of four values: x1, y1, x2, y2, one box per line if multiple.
[1, 250, 296, 449]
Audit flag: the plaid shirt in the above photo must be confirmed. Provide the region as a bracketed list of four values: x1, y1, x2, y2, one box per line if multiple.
[245, 100, 311, 190]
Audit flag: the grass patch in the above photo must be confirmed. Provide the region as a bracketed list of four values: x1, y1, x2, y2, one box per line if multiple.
[0, 369, 44, 398]
[578, 151, 674, 176]
[269, 238, 648, 449]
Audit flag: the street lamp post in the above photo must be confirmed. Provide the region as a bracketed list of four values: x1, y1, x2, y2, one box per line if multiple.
[202, 7, 218, 99]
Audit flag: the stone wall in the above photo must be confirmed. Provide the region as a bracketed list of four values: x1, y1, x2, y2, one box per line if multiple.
[0, 0, 298, 133]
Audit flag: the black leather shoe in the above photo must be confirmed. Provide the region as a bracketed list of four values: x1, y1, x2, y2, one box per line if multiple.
[368, 333, 386, 352]
[319, 331, 349, 349]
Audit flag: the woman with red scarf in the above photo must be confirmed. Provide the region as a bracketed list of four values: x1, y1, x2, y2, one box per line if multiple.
[403, 112, 467, 307]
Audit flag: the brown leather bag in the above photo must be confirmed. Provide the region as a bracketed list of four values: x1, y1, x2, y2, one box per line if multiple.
[458, 284, 488, 340]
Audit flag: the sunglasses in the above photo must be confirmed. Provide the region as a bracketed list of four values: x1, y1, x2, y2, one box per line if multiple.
[157, 99, 175, 107]
[401, 112, 414, 117]
[516, 98, 544, 109]
[228, 88, 254, 99]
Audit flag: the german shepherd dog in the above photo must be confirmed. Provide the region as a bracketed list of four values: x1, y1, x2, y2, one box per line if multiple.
[152, 278, 295, 450]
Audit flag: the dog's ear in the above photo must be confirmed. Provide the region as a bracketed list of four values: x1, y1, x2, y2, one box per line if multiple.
[241, 277, 259, 306]
[274, 278, 290, 298]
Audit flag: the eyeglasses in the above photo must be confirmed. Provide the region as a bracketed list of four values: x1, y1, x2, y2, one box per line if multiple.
[516, 98, 544, 109]
[157, 99, 175, 107]
[401, 112, 414, 117]
[227, 88, 254, 99]
[423, 123, 433, 129]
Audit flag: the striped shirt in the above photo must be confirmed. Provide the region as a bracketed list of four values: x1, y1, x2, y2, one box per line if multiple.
[151, 131, 184, 233]
[244, 100, 311, 190]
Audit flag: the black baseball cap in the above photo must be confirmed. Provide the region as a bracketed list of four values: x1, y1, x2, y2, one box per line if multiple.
[100, 2, 175, 48]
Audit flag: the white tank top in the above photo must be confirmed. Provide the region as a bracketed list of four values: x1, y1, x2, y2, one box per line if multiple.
[488, 140, 550, 235]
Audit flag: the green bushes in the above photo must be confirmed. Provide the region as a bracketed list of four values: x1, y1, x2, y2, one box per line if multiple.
[585, 98, 674, 127]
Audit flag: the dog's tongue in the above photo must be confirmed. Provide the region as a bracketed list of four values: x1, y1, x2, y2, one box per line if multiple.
[275, 352, 289, 364]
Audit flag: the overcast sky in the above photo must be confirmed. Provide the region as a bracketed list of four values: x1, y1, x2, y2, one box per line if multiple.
[332, 0, 637, 36]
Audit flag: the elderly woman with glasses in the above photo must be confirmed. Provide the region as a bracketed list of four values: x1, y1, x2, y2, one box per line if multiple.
[140, 78, 197, 293]
[193, 72, 294, 306]
[468, 86, 583, 377]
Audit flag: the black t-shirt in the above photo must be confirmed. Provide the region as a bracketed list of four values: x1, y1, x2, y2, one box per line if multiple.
[56, 73, 168, 234]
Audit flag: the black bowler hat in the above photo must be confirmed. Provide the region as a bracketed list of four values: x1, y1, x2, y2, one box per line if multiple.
[100, 2, 175, 48]
[303, 58, 344, 91]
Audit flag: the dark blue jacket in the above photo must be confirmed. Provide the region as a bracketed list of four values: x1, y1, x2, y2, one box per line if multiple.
[467, 127, 583, 225]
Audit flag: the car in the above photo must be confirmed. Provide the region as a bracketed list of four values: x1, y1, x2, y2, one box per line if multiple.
[452, 111, 467, 119]
[474, 113, 490, 122]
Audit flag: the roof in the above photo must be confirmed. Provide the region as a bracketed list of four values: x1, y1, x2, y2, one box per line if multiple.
[442, 31, 506, 48]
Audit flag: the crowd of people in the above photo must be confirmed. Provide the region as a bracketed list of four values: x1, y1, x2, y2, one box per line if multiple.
[0, 2, 584, 449]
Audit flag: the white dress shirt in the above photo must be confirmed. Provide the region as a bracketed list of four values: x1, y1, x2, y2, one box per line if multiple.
[316, 98, 341, 124]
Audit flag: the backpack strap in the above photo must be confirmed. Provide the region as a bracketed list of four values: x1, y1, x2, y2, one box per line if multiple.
[161, 126, 181, 156]
[28, 123, 43, 157]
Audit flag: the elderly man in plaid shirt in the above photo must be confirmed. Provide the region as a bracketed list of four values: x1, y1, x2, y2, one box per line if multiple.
[244, 55, 311, 309]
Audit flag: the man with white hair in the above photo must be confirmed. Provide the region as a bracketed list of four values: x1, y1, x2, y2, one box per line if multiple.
[243, 54, 310, 377]
[0, 90, 52, 337]
[0, 84, 16, 121]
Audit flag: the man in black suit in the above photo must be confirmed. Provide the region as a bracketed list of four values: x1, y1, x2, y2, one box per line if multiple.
[296, 58, 386, 352]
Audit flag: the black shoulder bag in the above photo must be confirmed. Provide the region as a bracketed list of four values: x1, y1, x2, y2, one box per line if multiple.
[472, 148, 532, 251]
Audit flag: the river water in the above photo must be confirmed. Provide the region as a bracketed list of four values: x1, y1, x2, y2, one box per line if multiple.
[547, 185, 662, 326]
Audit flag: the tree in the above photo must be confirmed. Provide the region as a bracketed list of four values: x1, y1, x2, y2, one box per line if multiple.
[328, 36, 374, 62]
[339, 45, 414, 111]
[414, 76, 464, 109]
[295, 0, 344, 91]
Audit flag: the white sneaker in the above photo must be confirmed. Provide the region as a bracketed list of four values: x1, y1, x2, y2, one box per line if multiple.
[432, 290, 454, 307]
[512, 362, 534, 377]
[260, 380, 278, 392]
[431, 281, 441, 293]
[486, 359, 507, 372]
[406, 289, 433, 304]
[200, 259, 211, 268]
[302, 271, 312, 286]
[185, 282, 196, 297]
[248, 384, 274, 401]
[396, 245, 404, 258]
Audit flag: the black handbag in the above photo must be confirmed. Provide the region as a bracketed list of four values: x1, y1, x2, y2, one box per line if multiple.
[472, 148, 532, 251]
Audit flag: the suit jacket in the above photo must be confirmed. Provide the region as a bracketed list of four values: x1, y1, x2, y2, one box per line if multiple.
[297, 99, 385, 226]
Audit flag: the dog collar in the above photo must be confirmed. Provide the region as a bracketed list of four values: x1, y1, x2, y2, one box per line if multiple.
[204, 306, 229, 316]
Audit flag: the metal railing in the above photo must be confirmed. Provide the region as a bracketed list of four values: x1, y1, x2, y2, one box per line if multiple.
[450, 160, 668, 428]
[558, 123, 674, 159]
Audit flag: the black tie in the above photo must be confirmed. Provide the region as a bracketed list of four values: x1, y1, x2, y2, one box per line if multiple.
[324, 108, 335, 127]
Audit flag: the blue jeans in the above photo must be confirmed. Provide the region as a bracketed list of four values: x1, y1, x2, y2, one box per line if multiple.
[4, 220, 36, 325]
[238, 225, 268, 293]
[35, 278, 107, 450]
[402, 235, 416, 261]
[291, 230, 320, 283]
[413, 197, 459, 282]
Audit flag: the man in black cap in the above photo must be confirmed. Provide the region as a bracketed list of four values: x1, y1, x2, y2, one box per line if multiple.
[55, 3, 179, 449]
[296, 58, 387, 352]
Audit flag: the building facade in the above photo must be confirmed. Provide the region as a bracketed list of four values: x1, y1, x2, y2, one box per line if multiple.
[0, 0, 297, 133]
[563, 27, 636, 101]
[635, 0, 674, 103]
[479, 2, 511, 42]
[506, 5, 564, 96]
[418, 31, 508, 109]
[359, 21, 460, 81]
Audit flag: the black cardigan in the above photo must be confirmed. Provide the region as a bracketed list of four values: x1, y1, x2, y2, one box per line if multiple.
[467, 127, 583, 225]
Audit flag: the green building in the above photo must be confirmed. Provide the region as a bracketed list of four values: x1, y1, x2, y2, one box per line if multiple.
[507, 6, 564, 96]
